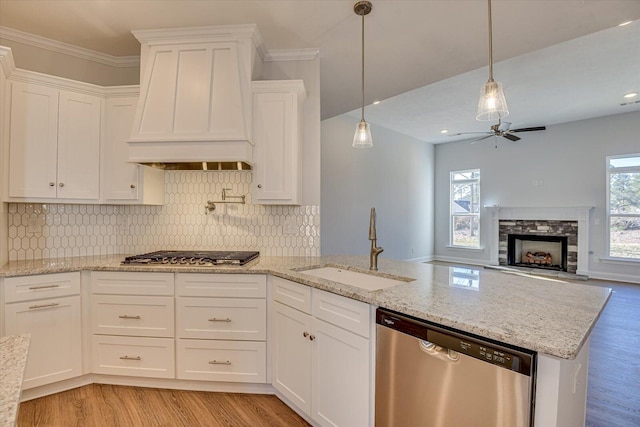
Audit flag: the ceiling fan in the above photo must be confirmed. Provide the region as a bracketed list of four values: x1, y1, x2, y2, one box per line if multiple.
[453, 120, 546, 144]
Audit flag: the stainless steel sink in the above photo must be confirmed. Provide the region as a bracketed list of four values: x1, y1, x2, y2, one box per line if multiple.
[300, 266, 412, 291]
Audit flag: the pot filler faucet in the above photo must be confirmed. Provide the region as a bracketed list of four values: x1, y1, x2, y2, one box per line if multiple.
[369, 207, 384, 271]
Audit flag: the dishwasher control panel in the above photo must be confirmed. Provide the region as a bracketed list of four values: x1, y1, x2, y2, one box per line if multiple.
[428, 329, 523, 372]
[376, 308, 534, 376]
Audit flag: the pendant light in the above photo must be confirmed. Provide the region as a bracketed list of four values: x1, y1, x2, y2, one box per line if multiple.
[352, 1, 373, 148]
[476, 0, 509, 121]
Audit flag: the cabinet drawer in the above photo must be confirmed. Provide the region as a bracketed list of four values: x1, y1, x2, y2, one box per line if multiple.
[177, 339, 266, 383]
[312, 289, 371, 338]
[176, 273, 266, 298]
[272, 276, 311, 314]
[176, 297, 266, 340]
[91, 271, 174, 296]
[4, 272, 80, 303]
[91, 295, 174, 337]
[91, 335, 175, 378]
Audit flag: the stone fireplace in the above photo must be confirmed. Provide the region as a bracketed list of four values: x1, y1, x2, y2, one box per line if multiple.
[488, 206, 592, 276]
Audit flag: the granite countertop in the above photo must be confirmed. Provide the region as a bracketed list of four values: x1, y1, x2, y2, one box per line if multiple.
[1, 334, 30, 427]
[0, 254, 611, 359]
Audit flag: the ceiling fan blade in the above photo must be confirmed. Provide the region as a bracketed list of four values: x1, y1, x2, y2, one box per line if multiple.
[451, 131, 492, 136]
[469, 135, 494, 144]
[511, 126, 546, 133]
[503, 133, 521, 142]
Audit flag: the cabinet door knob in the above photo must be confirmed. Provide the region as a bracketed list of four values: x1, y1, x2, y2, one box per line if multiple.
[309, 335, 316, 341]
[303, 331, 310, 338]
[49, 182, 55, 187]
[59, 183, 65, 187]
[257, 184, 262, 189]
[130, 184, 136, 189]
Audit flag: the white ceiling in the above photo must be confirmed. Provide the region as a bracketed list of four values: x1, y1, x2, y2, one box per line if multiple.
[1, 0, 639, 143]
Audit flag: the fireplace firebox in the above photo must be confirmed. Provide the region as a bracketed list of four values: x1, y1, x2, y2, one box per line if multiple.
[507, 234, 568, 272]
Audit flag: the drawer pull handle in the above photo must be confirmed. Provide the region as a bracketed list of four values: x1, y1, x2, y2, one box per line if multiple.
[28, 284, 60, 290]
[28, 302, 59, 310]
[119, 315, 141, 320]
[119, 356, 141, 361]
[209, 360, 232, 365]
[208, 317, 232, 322]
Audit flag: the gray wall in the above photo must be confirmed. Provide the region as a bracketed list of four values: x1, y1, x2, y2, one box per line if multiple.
[321, 115, 435, 261]
[434, 110, 640, 282]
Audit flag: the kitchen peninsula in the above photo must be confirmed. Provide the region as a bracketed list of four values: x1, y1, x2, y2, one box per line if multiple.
[0, 254, 610, 427]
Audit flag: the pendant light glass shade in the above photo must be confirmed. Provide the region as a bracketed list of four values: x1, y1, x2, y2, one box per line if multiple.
[476, 0, 509, 121]
[476, 79, 508, 121]
[352, 1, 373, 148]
[353, 120, 373, 148]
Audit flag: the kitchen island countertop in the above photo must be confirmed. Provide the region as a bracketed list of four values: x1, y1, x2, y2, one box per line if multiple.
[0, 334, 30, 427]
[0, 254, 611, 359]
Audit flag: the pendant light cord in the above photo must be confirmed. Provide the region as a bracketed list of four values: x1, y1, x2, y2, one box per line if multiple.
[487, 0, 494, 81]
[361, 10, 365, 121]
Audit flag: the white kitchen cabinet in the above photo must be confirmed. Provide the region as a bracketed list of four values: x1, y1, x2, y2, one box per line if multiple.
[175, 273, 267, 383]
[8, 81, 101, 201]
[252, 81, 306, 205]
[2, 272, 82, 389]
[271, 277, 371, 427]
[90, 271, 175, 379]
[102, 93, 165, 204]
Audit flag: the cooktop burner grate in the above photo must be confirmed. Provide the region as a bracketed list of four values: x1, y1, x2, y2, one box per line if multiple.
[122, 250, 260, 266]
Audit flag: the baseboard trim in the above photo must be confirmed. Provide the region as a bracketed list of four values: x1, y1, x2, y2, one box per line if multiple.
[403, 255, 435, 263]
[432, 255, 490, 267]
[586, 271, 640, 285]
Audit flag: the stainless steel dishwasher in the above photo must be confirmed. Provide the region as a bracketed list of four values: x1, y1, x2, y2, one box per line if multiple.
[375, 308, 536, 427]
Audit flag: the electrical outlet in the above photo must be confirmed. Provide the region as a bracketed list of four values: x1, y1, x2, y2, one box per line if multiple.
[27, 217, 42, 235]
[284, 218, 298, 235]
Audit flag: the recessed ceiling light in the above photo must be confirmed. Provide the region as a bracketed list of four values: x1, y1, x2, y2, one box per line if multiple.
[372, 100, 381, 105]
[624, 92, 637, 99]
[618, 21, 632, 27]
[440, 129, 449, 134]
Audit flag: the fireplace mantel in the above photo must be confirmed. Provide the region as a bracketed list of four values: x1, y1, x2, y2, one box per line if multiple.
[488, 206, 593, 276]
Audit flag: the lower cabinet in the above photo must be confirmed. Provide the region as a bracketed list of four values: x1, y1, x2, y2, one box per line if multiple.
[90, 271, 175, 378]
[271, 277, 371, 427]
[2, 272, 82, 389]
[175, 273, 268, 383]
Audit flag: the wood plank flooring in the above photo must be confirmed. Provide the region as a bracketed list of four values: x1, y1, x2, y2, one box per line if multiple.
[584, 280, 640, 427]
[17, 384, 311, 427]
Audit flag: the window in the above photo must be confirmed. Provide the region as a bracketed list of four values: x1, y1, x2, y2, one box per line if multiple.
[607, 154, 640, 260]
[450, 169, 480, 248]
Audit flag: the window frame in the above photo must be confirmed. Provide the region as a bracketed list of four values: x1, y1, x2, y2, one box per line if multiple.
[449, 168, 481, 249]
[606, 153, 640, 260]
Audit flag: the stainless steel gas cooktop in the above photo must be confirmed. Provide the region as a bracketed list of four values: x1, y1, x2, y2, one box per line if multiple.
[122, 250, 260, 266]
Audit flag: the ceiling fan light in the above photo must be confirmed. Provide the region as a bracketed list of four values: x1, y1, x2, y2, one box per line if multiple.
[476, 79, 509, 121]
[353, 120, 373, 148]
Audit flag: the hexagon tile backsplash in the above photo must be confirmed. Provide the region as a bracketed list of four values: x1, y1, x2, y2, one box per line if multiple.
[7, 171, 320, 261]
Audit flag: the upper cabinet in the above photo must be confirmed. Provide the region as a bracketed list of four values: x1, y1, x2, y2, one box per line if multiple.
[252, 80, 306, 205]
[127, 26, 263, 165]
[8, 81, 101, 201]
[102, 91, 164, 205]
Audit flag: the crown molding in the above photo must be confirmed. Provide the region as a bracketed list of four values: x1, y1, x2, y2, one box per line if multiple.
[264, 48, 319, 62]
[0, 46, 16, 77]
[0, 26, 140, 68]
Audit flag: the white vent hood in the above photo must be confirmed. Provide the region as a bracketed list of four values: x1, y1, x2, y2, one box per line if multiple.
[128, 25, 264, 166]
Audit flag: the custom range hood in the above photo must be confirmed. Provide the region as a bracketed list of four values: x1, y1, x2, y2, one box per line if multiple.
[128, 25, 264, 169]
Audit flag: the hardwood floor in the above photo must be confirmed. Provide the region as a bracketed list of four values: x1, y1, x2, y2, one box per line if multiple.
[17, 384, 311, 427]
[584, 280, 640, 427]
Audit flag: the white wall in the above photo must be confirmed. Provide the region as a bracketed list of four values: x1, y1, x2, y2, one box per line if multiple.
[321, 115, 435, 261]
[434, 111, 640, 283]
